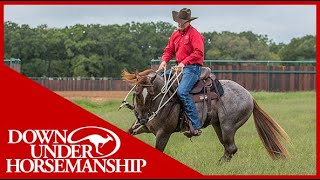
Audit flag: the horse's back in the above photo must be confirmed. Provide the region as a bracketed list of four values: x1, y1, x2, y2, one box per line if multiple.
[220, 80, 253, 102]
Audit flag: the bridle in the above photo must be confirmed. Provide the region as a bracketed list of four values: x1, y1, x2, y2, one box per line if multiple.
[119, 66, 183, 124]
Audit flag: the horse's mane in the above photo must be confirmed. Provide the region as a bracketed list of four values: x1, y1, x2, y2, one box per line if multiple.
[121, 69, 156, 84]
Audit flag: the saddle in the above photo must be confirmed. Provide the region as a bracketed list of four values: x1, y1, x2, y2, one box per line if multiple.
[191, 67, 224, 110]
[177, 67, 224, 133]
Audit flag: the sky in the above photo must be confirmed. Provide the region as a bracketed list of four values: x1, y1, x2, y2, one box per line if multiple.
[4, 5, 316, 44]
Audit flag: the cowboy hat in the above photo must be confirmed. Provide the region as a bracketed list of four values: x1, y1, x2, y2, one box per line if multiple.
[172, 8, 198, 24]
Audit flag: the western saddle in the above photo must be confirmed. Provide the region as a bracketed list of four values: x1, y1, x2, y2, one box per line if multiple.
[177, 67, 224, 134]
[190, 67, 222, 110]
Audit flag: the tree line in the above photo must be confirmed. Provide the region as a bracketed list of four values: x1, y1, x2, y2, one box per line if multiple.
[4, 21, 315, 78]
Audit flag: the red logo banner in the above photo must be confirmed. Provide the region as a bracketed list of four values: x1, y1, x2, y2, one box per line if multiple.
[0, 65, 202, 178]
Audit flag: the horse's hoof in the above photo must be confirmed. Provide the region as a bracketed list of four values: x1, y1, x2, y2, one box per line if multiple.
[217, 156, 231, 165]
[183, 133, 192, 138]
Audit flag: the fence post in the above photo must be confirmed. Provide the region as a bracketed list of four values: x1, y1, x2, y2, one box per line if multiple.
[267, 60, 270, 92]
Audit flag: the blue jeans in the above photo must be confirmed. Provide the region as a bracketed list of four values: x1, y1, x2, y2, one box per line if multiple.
[177, 64, 202, 129]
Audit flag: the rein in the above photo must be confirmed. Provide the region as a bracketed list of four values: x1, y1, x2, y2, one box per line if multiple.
[148, 66, 182, 121]
[118, 85, 136, 111]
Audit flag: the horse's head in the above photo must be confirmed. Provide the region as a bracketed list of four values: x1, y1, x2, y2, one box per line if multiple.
[122, 69, 158, 125]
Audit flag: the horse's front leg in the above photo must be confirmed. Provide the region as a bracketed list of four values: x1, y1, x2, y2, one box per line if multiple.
[155, 130, 172, 152]
[132, 125, 150, 135]
[127, 120, 150, 135]
[127, 122, 135, 135]
[127, 120, 141, 134]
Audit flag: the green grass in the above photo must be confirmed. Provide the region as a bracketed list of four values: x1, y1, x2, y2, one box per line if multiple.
[72, 91, 316, 175]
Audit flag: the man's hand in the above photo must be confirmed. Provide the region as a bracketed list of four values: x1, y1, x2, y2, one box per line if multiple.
[176, 62, 185, 71]
[158, 61, 167, 71]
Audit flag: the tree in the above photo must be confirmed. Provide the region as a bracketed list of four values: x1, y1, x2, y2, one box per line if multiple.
[71, 55, 104, 77]
[21, 58, 47, 77]
[4, 21, 315, 77]
[279, 35, 315, 61]
[205, 31, 274, 60]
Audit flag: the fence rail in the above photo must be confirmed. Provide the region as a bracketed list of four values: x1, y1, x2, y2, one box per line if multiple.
[151, 59, 316, 92]
[31, 60, 315, 92]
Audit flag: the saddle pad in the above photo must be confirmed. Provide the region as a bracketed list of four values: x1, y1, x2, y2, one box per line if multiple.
[213, 79, 224, 96]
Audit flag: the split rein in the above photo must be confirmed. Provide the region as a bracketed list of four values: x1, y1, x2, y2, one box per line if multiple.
[118, 66, 183, 122]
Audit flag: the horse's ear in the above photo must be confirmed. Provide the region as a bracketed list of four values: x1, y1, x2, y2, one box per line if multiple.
[148, 72, 157, 82]
[135, 70, 141, 79]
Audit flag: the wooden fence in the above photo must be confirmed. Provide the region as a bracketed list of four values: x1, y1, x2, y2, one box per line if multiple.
[209, 64, 315, 91]
[32, 78, 133, 91]
[31, 61, 316, 92]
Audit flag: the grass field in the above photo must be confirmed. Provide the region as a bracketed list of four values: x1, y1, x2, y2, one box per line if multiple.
[68, 91, 316, 175]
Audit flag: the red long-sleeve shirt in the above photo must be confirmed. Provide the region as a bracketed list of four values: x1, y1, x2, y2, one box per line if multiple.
[161, 25, 204, 66]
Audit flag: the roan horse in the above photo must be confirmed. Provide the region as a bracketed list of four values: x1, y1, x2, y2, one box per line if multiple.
[120, 67, 290, 162]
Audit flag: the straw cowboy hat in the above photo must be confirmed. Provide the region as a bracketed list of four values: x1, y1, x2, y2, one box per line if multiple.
[172, 8, 198, 24]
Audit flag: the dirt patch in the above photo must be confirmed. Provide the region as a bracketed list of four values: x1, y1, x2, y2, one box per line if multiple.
[54, 91, 129, 103]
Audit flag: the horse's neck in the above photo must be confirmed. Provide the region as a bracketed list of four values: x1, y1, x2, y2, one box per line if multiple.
[152, 74, 179, 107]
[153, 75, 165, 98]
[155, 73, 179, 90]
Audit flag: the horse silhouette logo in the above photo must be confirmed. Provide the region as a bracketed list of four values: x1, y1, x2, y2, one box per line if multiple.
[67, 126, 121, 158]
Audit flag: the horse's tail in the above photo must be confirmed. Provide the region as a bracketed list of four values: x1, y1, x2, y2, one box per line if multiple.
[252, 99, 290, 160]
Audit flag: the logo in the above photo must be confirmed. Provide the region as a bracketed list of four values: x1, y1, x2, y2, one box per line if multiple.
[6, 126, 147, 173]
[67, 126, 121, 158]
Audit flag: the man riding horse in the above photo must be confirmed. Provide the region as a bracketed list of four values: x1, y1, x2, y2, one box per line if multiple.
[119, 8, 290, 161]
[158, 8, 204, 137]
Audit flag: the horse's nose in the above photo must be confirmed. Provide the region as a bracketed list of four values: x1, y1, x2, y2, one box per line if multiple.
[139, 119, 148, 125]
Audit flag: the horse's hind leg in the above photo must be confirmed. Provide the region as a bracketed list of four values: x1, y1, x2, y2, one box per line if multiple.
[212, 122, 224, 145]
[219, 124, 238, 162]
[216, 108, 252, 163]
[212, 121, 237, 163]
